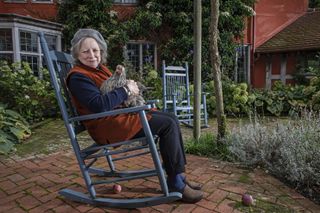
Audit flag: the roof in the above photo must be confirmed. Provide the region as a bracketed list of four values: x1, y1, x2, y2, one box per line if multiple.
[256, 10, 320, 53]
[0, 13, 63, 31]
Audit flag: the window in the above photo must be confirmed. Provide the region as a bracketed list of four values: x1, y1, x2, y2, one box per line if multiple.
[0, 54, 13, 64]
[0, 29, 13, 51]
[113, 0, 138, 4]
[0, 29, 13, 64]
[20, 31, 38, 52]
[21, 55, 39, 76]
[20, 30, 40, 76]
[32, 0, 53, 3]
[296, 52, 320, 77]
[4, 0, 27, 2]
[125, 42, 156, 73]
[45, 34, 57, 50]
[235, 45, 250, 84]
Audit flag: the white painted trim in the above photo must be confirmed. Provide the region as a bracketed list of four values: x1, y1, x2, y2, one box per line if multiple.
[265, 56, 272, 89]
[271, 74, 293, 80]
[0, 20, 62, 76]
[31, 0, 53, 3]
[4, 0, 27, 3]
[280, 54, 287, 84]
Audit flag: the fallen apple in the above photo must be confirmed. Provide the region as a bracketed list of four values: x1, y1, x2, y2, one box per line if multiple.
[113, 184, 122, 193]
[242, 193, 255, 206]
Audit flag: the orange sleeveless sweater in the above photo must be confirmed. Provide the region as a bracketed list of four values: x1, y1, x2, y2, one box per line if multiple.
[67, 64, 150, 144]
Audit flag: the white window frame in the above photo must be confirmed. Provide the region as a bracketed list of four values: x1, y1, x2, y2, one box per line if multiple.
[4, 0, 27, 3]
[0, 28, 14, 63]
[113, 0, 138, 5]
[235, 44, 251, 85]
[125, 41, 157, 75]
[0, 20, 62, 78]
[31, 0, 53, 3]
[19, 30, 41, 76]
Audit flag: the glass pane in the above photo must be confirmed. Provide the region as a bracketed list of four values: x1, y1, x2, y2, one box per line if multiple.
[142, 43, 155, 67]
[113, 0, 137, 3]
[44, 34, 57, 50]
[20, 31, 38, 52]
[235, 45, 249, 83]
[21, 54, 39, 76]
[0, 29, 13, 51]
[4, 0, 26, 2]
[126, 43, 139, 72]
[0, 54, 13, 64]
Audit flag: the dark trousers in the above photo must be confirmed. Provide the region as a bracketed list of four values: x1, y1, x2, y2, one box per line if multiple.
[132, 111, 186, 176]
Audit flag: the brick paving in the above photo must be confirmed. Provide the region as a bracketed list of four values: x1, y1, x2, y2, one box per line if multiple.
[1, 151, 320, 213]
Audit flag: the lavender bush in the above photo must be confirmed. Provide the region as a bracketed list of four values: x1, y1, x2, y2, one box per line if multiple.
[227, 111, 320, 192]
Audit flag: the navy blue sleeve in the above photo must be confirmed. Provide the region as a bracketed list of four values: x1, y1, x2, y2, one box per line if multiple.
[68, 73, 128, 113]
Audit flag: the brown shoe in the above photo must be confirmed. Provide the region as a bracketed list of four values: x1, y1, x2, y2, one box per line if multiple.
[181, 185, 203, 203]
[185, 179, 202, 190]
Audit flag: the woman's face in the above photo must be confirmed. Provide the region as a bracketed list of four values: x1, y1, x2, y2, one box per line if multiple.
[78, 37, 101, 68]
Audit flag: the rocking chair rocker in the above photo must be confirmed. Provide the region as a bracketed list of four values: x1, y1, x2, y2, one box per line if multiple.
[39, 32, 181, 208]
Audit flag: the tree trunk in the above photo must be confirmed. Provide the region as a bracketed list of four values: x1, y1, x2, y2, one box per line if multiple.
[193, 0, 202, 140]
[209, 0, 227, 144]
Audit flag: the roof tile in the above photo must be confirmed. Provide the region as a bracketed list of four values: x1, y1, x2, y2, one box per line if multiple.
[256, 10, 320, 53]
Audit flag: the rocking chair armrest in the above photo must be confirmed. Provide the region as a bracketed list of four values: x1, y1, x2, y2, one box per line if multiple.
[146, 99, 160, 108]
[178, 93, 208, 98]
[69, 105, 151, 122]
[146, 99, 160, 104]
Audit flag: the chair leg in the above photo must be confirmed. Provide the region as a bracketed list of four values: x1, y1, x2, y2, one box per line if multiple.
[105, 149, 116, 172]
[139, 110, 169, 196]
[173, 95, 177, 118]
[202, 94, 209, 128]
[76, 157, 96, 198]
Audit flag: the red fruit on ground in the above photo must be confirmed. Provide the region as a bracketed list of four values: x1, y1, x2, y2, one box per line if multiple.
[113, 184, 122, 193]
[242, 193, 255, 206]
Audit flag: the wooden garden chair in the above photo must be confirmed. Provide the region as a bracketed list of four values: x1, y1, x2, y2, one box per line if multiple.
[38, 32, 181, 208]
[162, 60, 209, 128]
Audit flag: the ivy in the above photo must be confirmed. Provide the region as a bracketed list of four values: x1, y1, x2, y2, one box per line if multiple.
[58, 0, 256, 80]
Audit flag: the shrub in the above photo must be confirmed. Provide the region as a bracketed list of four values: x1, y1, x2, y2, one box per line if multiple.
[0, 103, 31, 154]
[204, 79, 255, 117]
[0, 61, 58, 123]
[226, 111, 320, 196]
[251, 84, 304, 117]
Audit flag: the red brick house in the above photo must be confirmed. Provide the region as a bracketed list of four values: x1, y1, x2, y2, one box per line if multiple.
[240, 0, 320, 88]
[0, 0, 141, 76]
[1, 0, 319, 88]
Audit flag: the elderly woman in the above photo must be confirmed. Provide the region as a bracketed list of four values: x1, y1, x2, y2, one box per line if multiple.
[66, 28, 203, 203]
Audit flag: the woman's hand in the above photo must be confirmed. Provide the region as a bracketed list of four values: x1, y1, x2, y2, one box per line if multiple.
[126, 80, 139, 95]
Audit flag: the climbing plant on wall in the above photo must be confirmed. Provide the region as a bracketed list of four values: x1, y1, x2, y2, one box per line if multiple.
[58, 0, 256, 80]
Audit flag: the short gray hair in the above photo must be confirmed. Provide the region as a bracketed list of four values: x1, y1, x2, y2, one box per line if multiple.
[70, 28, 108, 64]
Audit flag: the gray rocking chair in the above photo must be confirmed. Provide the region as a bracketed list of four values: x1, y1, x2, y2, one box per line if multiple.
[39, 32, 181, 208]
[162, 60, 209, 128]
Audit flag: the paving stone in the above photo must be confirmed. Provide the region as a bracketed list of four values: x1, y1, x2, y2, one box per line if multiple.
[171, 203, 196, 213]
[0, 201, 18, 213]
[192, 206, 215, 213]
[214, 198, 235, 213]
[2, 207, 25, 213]
[16, 194, 42, 210]
[6, 182, 35, 195]
[197, 199, 218, 210]
[0, 180, 16, 191]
